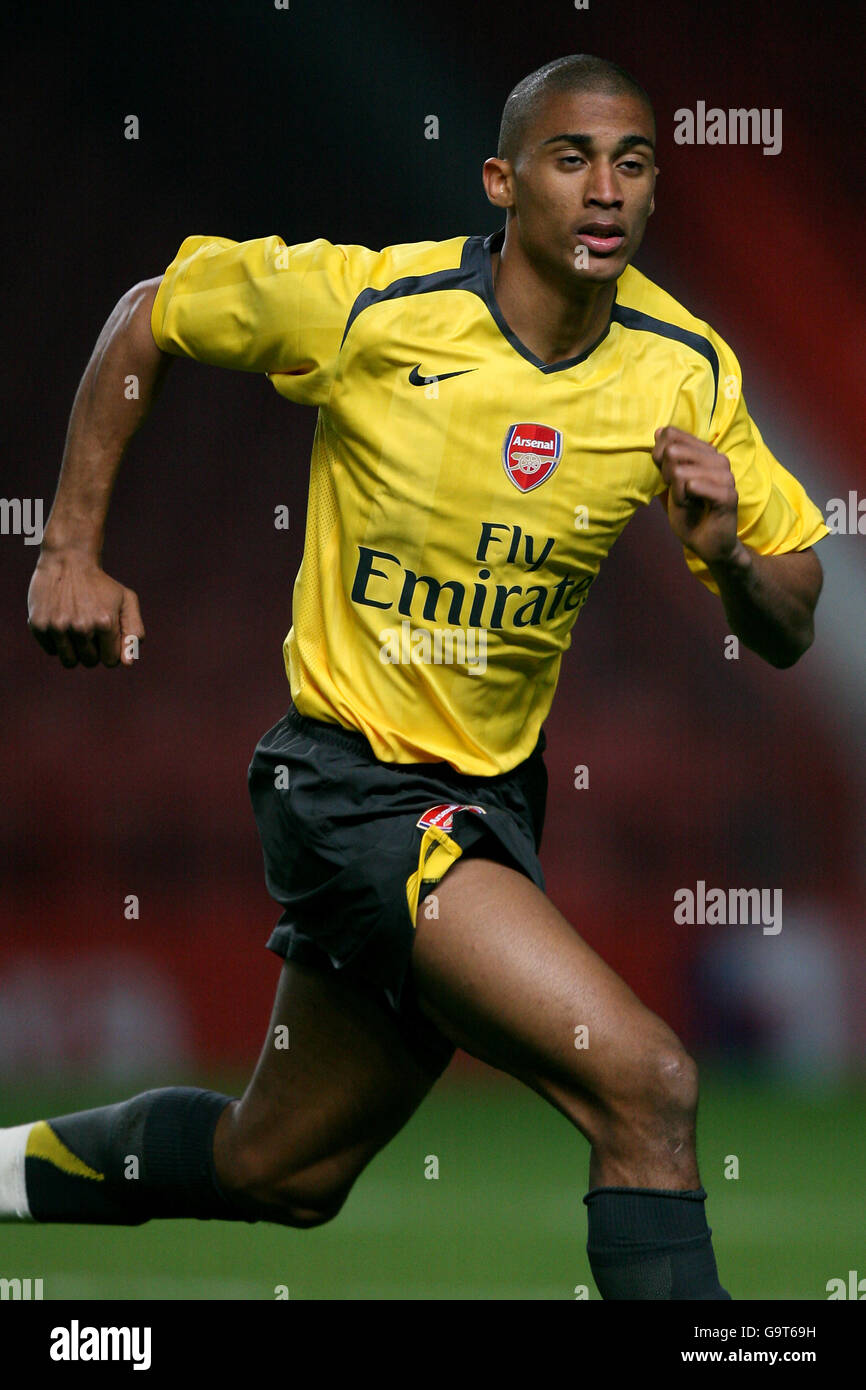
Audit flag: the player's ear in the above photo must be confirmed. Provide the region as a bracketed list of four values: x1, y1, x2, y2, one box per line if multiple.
[482, 156, 514, 210]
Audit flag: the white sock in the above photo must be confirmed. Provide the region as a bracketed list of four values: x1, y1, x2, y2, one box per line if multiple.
[0, 1123, 35, 1220]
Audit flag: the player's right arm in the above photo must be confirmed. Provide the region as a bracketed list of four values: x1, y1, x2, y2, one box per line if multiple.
[28, 277, 170, 668]
[29, 232, 379, 668]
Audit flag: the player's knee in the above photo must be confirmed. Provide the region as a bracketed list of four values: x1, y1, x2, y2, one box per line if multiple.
[609, 1040, 699, 1135]
[576, 1037, 698, 1150]
[270, 1163, 355, 1228]
[222, 1143, 353, 1229]
[265, 1180, 351, 1229]
[647, 1044, 699, 1118]
[273, 1192, 347, 1229]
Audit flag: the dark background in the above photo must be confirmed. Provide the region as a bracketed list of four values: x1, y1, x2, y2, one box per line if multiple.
[2, 0, 864, 1077]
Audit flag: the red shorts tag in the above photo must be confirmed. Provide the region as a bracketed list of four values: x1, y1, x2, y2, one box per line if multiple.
[416, 803, 487, 832]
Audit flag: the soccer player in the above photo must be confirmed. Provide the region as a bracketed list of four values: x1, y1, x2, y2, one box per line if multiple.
[8, 54, 827, 1300]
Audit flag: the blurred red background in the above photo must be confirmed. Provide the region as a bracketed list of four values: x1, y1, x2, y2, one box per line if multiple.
[2, 0, 863, 1078]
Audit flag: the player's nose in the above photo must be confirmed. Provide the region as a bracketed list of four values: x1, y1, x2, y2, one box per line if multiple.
[583, 161, 622, 206]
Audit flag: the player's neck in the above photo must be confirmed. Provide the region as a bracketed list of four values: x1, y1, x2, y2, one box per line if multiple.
[490, 244, 616, 366]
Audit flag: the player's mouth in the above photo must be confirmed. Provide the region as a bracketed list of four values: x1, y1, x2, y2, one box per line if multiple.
[575, 221, 626, 255]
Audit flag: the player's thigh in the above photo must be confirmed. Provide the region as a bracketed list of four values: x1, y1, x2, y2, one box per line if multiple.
[216, 958, 446, 1203]
[411, 857, 693, 1142]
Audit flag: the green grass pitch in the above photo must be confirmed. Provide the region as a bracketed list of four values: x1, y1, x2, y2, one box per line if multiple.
[2, 1066, 863, 1300]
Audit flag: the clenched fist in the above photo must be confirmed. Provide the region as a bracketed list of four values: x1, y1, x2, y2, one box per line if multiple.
[28, 551, 145, 669]
[653, 426, 741, 568]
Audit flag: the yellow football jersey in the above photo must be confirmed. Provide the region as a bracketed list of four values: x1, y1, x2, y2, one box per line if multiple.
[151, 227, 830, 775]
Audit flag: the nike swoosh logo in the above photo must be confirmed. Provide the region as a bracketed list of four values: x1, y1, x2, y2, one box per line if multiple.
[408, 365, 478, 386]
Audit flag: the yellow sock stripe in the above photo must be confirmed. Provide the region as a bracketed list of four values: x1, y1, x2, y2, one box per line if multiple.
[406, 824, 464, 926]
[25, 1122, 104, 1183]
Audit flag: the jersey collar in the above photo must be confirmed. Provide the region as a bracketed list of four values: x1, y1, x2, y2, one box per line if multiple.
[462, 225, 616, 374]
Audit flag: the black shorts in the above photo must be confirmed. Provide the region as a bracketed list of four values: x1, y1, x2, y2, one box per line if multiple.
[248, 703, 547, 1074]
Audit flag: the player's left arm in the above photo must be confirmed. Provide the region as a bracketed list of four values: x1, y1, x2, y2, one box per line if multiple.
[653, 426, 823, 668]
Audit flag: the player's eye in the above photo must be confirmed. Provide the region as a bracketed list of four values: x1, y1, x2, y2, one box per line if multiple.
[559, 155, 584, 166]
[618, 160, 645, 172]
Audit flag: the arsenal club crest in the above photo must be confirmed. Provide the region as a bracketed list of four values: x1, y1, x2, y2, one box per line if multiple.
[502, 422, 562, 492]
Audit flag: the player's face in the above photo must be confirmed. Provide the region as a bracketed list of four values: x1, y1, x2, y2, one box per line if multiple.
[493, 89, 657, 287]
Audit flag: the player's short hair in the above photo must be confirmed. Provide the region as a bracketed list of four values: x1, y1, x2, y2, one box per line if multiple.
[497, 54, 655, 164]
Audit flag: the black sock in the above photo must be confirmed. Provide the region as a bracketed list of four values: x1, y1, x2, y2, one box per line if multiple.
[22, 1087, 249, 1225]
[584, 1185, 732, 1300]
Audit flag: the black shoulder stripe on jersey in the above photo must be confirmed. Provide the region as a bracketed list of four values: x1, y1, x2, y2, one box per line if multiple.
[340, 226, 720, 413]
[610, 305, 720, 423]
[339, 239, 482, 348]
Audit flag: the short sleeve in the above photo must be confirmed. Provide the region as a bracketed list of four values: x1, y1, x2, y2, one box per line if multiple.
[151, 233, 378, 405]
[681, 333, 830, 595]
